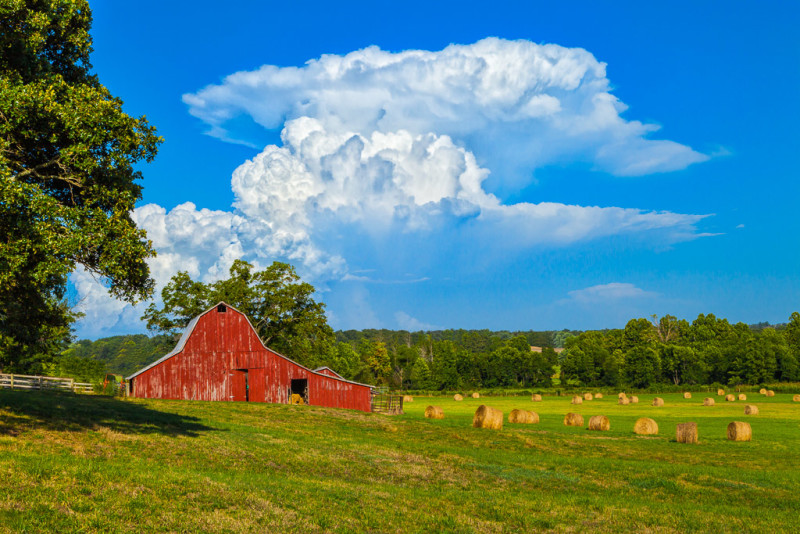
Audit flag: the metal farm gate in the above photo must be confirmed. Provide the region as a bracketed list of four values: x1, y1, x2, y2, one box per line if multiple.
[370, 388, 404, 414]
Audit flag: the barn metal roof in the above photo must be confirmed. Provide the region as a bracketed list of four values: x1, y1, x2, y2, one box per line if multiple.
[126, 302, 374, 390]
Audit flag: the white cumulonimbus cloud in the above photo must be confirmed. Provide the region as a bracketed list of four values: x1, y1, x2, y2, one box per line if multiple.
[73, 38, 712, 337]
[184, 37, 708, 178]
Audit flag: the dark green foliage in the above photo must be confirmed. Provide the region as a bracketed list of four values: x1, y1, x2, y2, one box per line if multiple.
[0, 0, 161, 372]
[558, 312, 800, 388]
[49, 353, 106, 383]
[61, 334, 174, 377]
[333, 310, 800, 390]
[336, 329, 561, 390]
[327, 342, 362, 381]
[624, 346, 660, 388]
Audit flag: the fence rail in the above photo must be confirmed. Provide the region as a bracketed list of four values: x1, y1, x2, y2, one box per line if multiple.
[0, 373, 93, 393]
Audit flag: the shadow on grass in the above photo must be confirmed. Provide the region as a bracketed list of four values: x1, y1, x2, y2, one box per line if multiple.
[0, 389, 215, 437]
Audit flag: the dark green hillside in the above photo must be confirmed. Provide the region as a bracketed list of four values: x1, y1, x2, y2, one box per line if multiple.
[62, 334, 176, 377]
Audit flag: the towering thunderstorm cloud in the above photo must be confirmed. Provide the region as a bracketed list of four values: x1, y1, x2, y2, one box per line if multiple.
[73, 38, 711, 337]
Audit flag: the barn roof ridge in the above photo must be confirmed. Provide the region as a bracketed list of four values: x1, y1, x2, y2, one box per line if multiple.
[126, 302, 374, 390]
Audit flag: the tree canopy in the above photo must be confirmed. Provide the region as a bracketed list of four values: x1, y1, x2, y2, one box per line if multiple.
[0, 0, 160, 372]
[560, 313, 800, 388]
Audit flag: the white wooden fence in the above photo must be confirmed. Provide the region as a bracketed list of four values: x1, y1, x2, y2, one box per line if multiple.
[0, 373, 93, 393]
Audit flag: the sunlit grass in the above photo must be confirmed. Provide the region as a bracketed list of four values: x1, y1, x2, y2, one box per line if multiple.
[1, 389, 799, 532]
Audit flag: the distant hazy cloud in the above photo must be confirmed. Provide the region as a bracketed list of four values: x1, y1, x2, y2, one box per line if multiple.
[395, 311, 439, 332]
[566, 282, 658, 304]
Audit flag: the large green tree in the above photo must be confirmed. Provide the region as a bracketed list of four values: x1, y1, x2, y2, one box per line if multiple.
[0, 0, 161, 372]
[142, 260, 334, 367]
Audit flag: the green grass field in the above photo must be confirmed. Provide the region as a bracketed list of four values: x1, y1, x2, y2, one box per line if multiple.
[1, 389, 799, 533]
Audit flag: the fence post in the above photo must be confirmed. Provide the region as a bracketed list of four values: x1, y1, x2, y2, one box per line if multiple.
[70, 378, 74, 392]
[38, 375, 42, 390]
[9, 375, 13, 389]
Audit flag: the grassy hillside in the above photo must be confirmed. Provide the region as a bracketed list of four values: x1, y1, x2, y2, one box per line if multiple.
[1, 390, 799, 532]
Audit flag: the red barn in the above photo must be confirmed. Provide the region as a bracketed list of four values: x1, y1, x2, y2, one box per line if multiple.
[126, 303, 373, 412]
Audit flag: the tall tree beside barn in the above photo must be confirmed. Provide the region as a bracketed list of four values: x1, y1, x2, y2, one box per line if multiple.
[143, 260, 335, 368]
[0, 0, 161, 372]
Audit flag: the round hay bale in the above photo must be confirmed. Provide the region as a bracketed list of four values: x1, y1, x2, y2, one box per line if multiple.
[727, 421, 752, 442]
[471, 392, 480, 399]
[703, 397, 715, 406]
[595, 393, 603, 399]
[652, 397, 664, 407]
[793, 395, 800, 402]
[683, 392, 692, 399]
[583, 393, 593, 401]
[766, 390, 775, 397]
[717, 389, 725, 396]
[630, 396, 639, 404]
[424, 406, 444, 419]
[725, 394, 735, 402]
[759, 388, 767, 395]
[744, 404, 759, 415]
[633, 417, 659, 435]
[402, 395, 414, 403]
[618, 396, 630, 405]
[588, 415, 610, 431]
[738, 394, 746, 401]
[618, 392, 627, 399]
[531, 393, 542, 402]
[676, 422, 698, 444]
[563, 413, 584, 427]
[454, 394, 464, 401]
[473, 405, 503, 430]
[508, 409, 539, 424]
[571, 395, 583, 405]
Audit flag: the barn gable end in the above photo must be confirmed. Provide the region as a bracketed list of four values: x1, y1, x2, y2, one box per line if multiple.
[127, 303, 373, 412]
[313, 367, 345, 379]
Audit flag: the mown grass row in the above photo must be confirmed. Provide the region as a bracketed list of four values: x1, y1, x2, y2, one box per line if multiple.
[1, 390, 799, 532]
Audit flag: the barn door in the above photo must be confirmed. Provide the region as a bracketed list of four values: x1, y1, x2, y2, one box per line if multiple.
[231, 369, 249, 401]
[248, 368, 266, 403]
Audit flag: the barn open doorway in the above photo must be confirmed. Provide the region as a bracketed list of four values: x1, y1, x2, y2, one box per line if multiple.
[290, 378, 308, 405]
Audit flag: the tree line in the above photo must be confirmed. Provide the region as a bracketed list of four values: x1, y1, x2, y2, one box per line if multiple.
[327, 313, 800, 390]
[559, 313, 800, 389]
[332, 330, 572, 389]
[58, 311, 800, 391]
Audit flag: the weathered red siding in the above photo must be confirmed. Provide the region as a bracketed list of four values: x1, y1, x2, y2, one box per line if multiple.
[128, 304, 372, 412]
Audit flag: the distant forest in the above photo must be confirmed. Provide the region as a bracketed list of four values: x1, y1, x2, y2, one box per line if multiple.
[58, 312, 800, 390]
[59, 335, 175, 381]
[560, 313, 798, 389]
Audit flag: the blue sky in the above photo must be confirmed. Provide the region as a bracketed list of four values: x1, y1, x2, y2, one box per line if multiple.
[73, 0, 800, 338]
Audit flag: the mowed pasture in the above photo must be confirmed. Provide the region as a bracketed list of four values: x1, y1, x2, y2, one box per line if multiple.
[1, 391, 799, 533]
